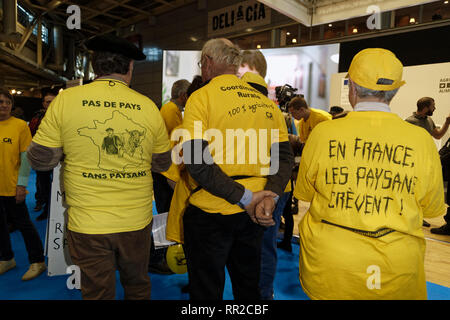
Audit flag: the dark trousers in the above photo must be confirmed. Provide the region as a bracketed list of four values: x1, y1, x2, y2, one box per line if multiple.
[0, 196, 44, 264]
[67, 223, 152, 300]
[152, 172, 173, 214]
[150, 172, 174, 266]
[183, 205, 264, 300]
[35, 170, 53, 212]
[281, 191, 294, 244]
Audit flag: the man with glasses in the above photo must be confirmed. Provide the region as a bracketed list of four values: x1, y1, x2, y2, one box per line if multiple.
[181, 38, 294, 300]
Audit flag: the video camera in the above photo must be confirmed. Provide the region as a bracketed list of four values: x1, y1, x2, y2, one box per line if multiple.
[275, 84, 302, 112]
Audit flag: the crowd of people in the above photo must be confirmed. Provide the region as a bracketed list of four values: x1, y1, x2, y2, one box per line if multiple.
[0, 34, 448, 300]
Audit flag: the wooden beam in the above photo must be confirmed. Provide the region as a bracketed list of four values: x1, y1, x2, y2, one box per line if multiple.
[16, 16, 40, 53]
[37, 19, 42, 67]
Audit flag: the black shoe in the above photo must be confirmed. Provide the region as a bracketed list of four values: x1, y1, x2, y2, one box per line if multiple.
[430, 224, 450, 235]
[36, 211, 48, 221]
[277, 241, 292, 253]
[148, 261, 174, 275]
[422, 220, 430, 227]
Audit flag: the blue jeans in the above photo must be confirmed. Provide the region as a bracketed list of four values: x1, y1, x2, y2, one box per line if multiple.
[259, 192, 290, 300]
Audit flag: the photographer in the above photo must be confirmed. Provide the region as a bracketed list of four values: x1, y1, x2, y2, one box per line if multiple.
[287, 96, 332, 144]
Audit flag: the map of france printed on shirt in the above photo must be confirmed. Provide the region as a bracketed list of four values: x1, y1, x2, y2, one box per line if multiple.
[77, 110, 147, 172]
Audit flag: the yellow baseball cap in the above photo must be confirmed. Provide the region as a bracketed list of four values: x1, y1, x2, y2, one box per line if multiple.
[346, 48, 406, 91]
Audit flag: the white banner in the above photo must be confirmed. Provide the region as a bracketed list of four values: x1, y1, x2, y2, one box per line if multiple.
[46, 163, 72, 276]
[207, 0, 271, 37]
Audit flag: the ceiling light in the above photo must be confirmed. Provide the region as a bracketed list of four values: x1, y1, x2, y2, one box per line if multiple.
[328, 24, 332, 27]
[292, 38, 297, 43]
[246, 28, 253, 32]
[256, 44, 261, 49]
[286, 32, 291, 35]
[409, 17, 416, 23]
[352, 28, 358, 33]
[190, 36, 198, 42]
[11, 89, 16, 94]
[16, 91, 22, 95]
[444, 1, 448, 4]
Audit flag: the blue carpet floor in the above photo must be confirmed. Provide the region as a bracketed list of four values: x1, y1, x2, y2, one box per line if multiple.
[0, 170, 448, 300]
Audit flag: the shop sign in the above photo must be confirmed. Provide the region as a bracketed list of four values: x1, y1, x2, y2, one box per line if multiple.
[207, 0, 271, 37]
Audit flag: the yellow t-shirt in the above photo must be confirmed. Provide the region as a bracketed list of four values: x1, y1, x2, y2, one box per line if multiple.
[33, 78, 171, 234]
[160, 100, 182, 136]
[0, 117, 32, 196]
[297, 108, 332, 143]
[182, 74, 289, 214]
[294, 111, 446, 300]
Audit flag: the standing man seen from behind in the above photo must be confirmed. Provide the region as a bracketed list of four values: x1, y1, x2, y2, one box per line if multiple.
[0, 89, 46, 281]
[182, 38, 294, 300]
[27, 35, 172, 300]
[405, 97, 450, 230]
[293, 48, 446, 299]
[28, 89, 57, 221]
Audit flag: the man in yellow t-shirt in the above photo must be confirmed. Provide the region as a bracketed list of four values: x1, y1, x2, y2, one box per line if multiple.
[154, 79, 190, 214]
[294, 48, 446, 300]
[181, 38, 294, 300]
[287, 96, 332, 144]
[160, 79, 191, 136]
[27, 35, 172, 300]
[0, 89, 46, 281]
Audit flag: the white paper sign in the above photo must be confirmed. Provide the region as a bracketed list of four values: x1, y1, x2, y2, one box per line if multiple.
[152, 212, 176, 248]
[46, 163, 72, 276]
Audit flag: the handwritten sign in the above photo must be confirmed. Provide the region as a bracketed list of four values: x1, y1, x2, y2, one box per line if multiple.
[46, 163, 73, 276]
[324, 137, 417, 217]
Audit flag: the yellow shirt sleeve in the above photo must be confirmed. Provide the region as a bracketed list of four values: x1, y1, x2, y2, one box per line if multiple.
[32, 93, 63, 148]
[151, 109, 172, 154]
[19, 122, 32, 152]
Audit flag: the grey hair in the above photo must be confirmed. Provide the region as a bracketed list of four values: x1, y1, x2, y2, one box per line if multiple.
[202, 38, 242, 72]
[351, 78, 399, 103]
[171, 79, 191, 99]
